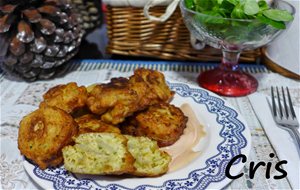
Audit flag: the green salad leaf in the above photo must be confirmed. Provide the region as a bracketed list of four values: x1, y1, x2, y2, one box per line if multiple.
[227, 0, 239, 6]
[257, 14, 286, 29]
[184, 0, 294, 29]
[231, 3, 248, 19]
[257, 0, 268, 11]
[244, 0, 259, 15]
[263, 9, 294, 21]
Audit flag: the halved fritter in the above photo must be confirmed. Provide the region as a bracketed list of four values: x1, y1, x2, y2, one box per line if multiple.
[75, 114, 121, 135]
[125, 135, 171, 176]
[87, 69, 174, 125]
[40, 82, 88, 114]
[62, 133, 135, 175]
[122, 103, 188, 147]
[18, 106, 78, 169]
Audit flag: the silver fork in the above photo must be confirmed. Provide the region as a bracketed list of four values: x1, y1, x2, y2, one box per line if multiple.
[271, 86, 300, 154]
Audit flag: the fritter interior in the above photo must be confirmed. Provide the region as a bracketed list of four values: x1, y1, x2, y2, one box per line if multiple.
[125, 135, 171, 176]
[62, 133, 135, 175]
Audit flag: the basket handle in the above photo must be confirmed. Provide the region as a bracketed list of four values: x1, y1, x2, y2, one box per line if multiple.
[144, 0, 180, 22]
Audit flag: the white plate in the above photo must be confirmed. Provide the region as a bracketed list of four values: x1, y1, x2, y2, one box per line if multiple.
[23, 81, 251, 190]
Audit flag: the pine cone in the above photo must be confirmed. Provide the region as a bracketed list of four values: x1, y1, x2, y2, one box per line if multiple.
[71, 0, 102, 33]
[0, 0, 84, 81]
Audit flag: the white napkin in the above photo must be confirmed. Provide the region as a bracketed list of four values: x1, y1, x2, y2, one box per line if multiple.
[249, 93, 300, 189]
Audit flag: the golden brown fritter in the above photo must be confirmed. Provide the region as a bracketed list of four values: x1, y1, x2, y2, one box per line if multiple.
[75, 114, 121, 135]
[40, 82, 88, 114]
[122, 103, 188, 147]
[87, 69, 174, 125]
[86, 77, 139, 125]
[129, 68, 174, 109]
[18, 106, 78, 169]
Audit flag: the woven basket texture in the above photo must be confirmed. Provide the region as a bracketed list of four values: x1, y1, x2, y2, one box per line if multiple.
[106, 6, 261, 62]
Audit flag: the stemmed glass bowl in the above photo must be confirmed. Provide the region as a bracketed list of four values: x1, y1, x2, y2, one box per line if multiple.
[180, 0, 295, 96]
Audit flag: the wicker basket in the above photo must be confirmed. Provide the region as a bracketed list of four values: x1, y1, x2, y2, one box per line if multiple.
[106, 6, 262, 62]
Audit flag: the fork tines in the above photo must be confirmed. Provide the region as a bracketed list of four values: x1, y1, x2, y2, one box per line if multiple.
[271, 86, 297, 119]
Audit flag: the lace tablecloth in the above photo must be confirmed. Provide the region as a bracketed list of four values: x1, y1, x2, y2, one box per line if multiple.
[1, 60, 299, 190]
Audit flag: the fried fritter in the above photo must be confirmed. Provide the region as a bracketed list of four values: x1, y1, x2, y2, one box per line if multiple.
[87, 69, 174, 125]
[87, 77, 139, 125]
[40, 82, 88, 114]
[129, 68, 174, 109]
[18, 106, 78, 169]
[62, 133, 135, 175]
[75, 114, 121, 135]
[122, 103, 188, 147]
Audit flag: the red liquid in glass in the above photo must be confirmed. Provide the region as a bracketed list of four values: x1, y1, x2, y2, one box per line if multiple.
[198, 66, 258, 97]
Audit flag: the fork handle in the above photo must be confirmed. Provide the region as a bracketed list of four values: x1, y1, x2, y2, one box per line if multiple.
[290, 127, 300, 155]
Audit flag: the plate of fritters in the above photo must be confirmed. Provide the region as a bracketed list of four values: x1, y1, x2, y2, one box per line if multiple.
[19, 68, 251, 190]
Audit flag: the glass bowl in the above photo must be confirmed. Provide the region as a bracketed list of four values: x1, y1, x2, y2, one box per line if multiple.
[180, 0, 295, 96]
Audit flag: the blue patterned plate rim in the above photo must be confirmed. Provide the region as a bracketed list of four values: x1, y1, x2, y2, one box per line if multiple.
[23, 81, 251, 190]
